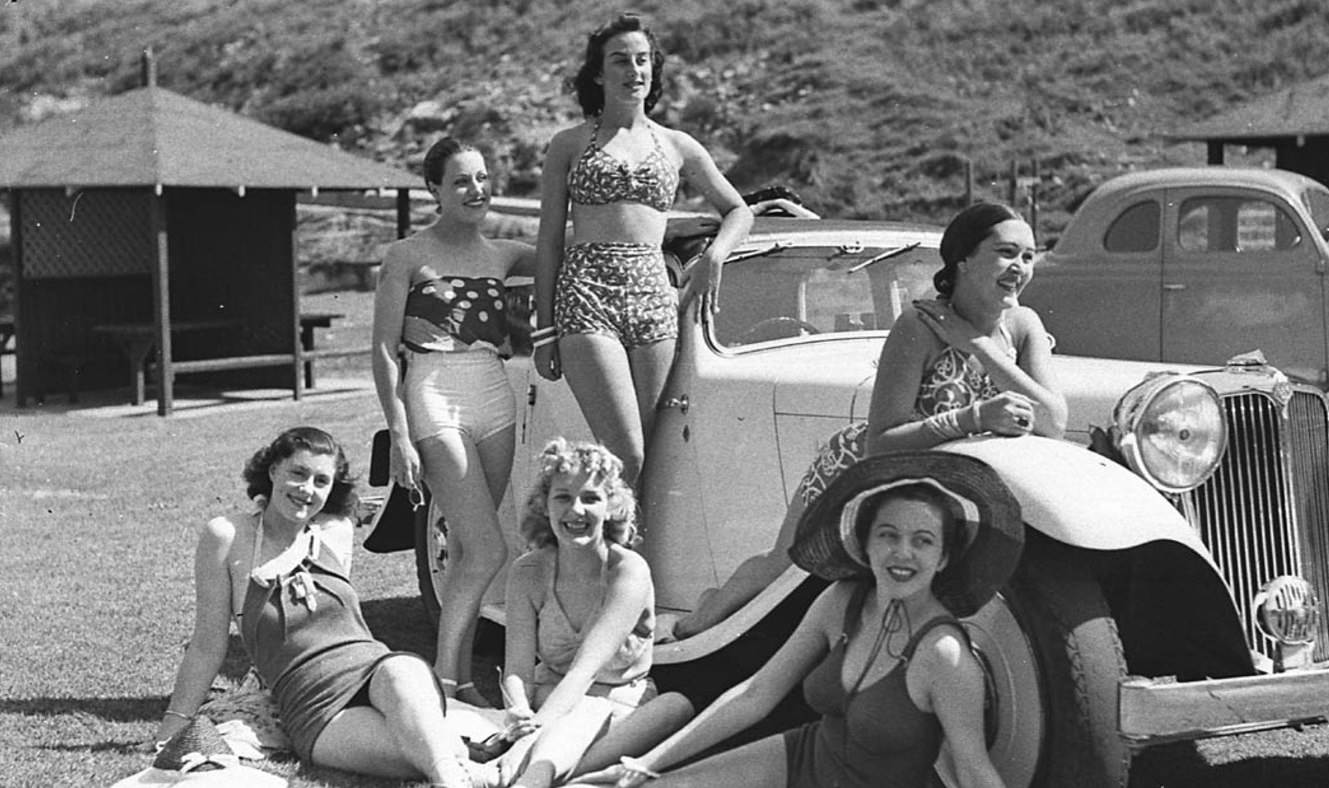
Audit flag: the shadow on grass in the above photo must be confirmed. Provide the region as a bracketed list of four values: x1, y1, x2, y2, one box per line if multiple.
[0, 696, 163, 724]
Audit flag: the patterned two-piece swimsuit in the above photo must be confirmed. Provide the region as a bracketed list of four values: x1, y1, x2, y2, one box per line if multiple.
[557, 116, 681, 349]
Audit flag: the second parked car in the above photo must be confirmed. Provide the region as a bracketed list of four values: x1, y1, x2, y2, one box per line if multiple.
[1023, 166, 1329, 386]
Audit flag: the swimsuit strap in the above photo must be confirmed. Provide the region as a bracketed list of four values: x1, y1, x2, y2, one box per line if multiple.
[900, 615, 967, 661]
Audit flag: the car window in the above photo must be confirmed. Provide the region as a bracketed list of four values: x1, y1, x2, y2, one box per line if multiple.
[1303, 185, 1329, 239]
[712, 246, 940, 348]
[1103, 200, 1160, 253]
[1177, 196, 1301, 254]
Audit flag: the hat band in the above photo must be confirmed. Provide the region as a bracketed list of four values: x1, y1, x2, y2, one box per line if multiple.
[838, 476, 981, 567]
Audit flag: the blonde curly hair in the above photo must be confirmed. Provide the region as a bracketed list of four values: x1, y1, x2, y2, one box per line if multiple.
[520, 438, 638, 549]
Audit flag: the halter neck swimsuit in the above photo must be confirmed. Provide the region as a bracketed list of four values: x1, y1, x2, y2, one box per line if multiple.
[782, 583, 967, 788]
[238, 515, 414, 761]
[567, 116, 679, 213]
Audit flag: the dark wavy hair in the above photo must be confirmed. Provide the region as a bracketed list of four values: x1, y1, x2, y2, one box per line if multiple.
[422, 136, 479, 188]
[520, 438, 638, 549]
[242, 426, 358, 518]
[568, 13, 666, 117]
[933, 202, 1023, 297]
[854, 482, 964, 569]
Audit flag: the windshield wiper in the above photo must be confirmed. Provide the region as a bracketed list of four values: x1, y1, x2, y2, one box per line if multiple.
[845, 242, 922, 273]
[722, 241, 792, 264]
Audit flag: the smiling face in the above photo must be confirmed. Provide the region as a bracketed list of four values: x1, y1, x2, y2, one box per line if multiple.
[862, 496, 950, 600]
[546, 470, 610, 548]
[266, 449, 338, 524]
[430, 150, 490, 223]
[956, 218, 1038, 309]
[597, 31, 653, 106]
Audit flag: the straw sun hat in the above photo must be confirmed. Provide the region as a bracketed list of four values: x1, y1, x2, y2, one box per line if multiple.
[111, 715, 286, 788]
[789, 451, 1024, 617]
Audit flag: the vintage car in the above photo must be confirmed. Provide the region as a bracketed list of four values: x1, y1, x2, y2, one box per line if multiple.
[381, 213, 1328, 787]
[1022, 166, 1329, 387]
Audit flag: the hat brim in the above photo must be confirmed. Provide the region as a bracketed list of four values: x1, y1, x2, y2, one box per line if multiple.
[789, 450, 1024, 617]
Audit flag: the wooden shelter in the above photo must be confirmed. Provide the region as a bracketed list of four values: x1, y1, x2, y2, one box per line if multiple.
[0, 62, 416, 414]
[1166, 72, 1329, 187]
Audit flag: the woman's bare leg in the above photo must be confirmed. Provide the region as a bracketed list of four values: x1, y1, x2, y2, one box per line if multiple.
[559, 333, 648, 484]
[574, 692, 695, 774]
[310, 655, 467, 782]
[418, 432, 509, 692]
[564, 733, 788, 788]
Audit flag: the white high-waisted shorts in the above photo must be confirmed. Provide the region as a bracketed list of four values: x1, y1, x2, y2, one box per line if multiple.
[403, 349, 516, 443]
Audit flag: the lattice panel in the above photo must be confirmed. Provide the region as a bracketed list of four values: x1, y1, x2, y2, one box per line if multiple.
[20, 188, 154, 279]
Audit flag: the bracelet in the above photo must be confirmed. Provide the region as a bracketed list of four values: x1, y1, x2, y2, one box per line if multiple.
[620, 756, 661, 780]
[969, 401, 984, 433]
[532, 334, 558, 349]
[531, 326, 556, 340]
[922, 408, 967, 441]
[163, 709, 192, 722]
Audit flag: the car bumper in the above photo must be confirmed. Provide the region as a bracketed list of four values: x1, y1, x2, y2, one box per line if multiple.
[1119, 665, 1329, 748]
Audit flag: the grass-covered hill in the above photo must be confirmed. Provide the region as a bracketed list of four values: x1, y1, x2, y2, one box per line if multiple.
[3, 0, 1328, 234]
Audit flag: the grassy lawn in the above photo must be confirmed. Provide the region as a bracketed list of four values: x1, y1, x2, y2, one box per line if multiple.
[0, 289, 475, 787]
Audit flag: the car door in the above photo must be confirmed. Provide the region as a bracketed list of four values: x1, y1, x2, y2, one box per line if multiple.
[1023, 196, 1164, 361]
[1161, 187, 1326, 383]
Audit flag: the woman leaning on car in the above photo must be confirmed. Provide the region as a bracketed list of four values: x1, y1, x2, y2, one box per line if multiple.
[532, 12, 752, 489]
[666, 202, 1066, 642]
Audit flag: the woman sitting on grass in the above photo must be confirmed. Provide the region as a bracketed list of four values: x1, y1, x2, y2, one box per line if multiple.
[479, 438, 691, 788]
[154, 426, 483, 787]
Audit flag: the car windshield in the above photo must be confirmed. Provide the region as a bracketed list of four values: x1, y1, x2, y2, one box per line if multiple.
[710, 241, 942, 348]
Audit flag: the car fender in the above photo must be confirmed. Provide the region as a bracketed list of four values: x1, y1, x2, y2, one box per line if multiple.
[937, 435, 1219, 566]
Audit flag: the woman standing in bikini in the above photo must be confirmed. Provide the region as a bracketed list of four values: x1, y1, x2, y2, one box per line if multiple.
[534, 12, 753, 487]
[372, 137, 533, 705]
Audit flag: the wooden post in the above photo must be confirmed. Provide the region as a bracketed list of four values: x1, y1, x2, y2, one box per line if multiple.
[150, 192, 173, 416]
[141, 47, 157, 88]
[1207, 141, 1224, 165]
[290, 191, 304, 401]
[396, 188, 411, 239]
[964, 158, 974, 206]
[1030, 158, 1040, 246]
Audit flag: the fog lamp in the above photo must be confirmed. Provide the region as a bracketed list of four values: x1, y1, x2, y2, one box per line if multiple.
[1255, 576, 1320, 646]
[1113, 374, 1226, 493]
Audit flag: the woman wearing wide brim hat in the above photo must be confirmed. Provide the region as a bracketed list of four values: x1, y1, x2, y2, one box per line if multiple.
[580, 451, 1020, 788]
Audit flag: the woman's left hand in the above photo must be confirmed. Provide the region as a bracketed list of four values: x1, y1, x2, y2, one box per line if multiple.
[680, 254, 722, 316]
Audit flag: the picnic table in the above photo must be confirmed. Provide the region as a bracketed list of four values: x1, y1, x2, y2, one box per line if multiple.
[92, 319, 240, 406]
[90, 313, 352, 406]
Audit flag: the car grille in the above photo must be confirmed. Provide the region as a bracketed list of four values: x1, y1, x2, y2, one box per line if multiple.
[1184, 387, 1329, 665]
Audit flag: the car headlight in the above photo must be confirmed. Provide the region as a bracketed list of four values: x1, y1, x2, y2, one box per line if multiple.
[1113, 373, 1226, 493]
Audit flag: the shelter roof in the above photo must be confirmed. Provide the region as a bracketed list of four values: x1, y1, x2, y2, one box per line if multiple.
[1166, 72, 1329, 142]
[0, 86, 418, 190]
